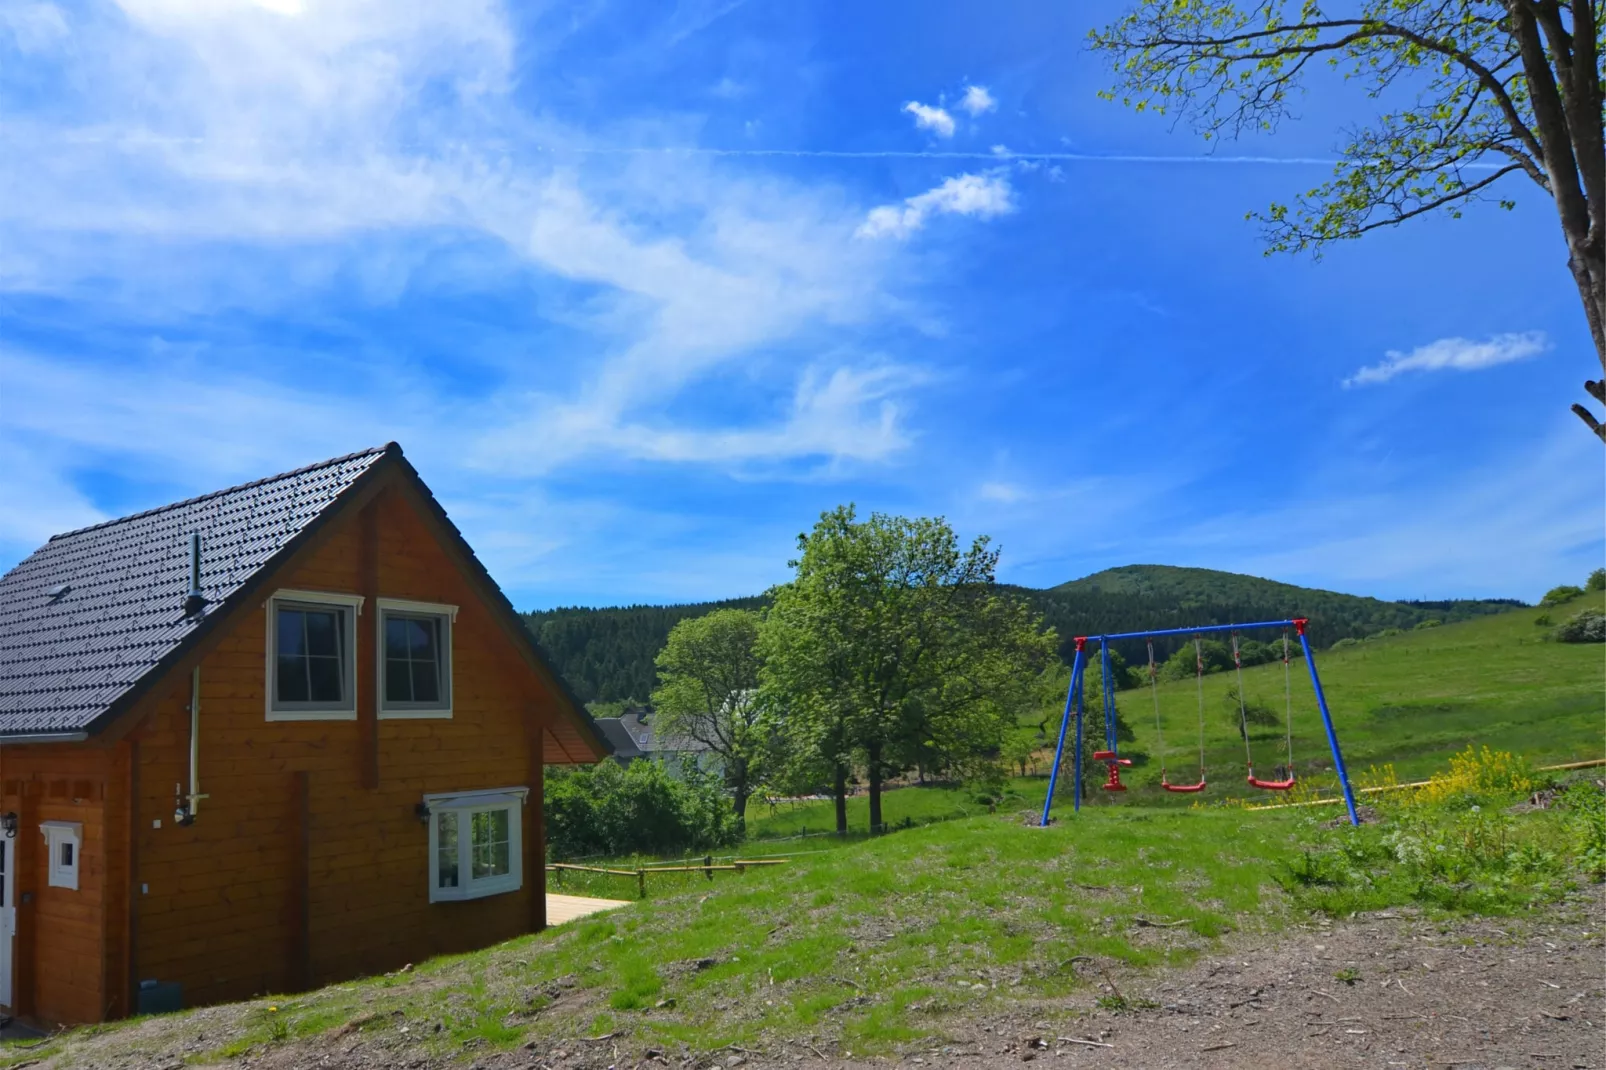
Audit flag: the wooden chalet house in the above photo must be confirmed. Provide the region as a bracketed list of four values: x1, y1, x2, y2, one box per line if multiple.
[0, 444, 609, 1026]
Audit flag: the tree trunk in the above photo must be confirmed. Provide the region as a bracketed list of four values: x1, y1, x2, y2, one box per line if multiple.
[833, 763, 848, 834]
[868, 742, 883, 832]
[732, 778, 748, 834]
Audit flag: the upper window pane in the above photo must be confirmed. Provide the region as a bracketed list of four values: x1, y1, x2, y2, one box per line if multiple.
[383, 611, 448, 709]
[272, 602, 350, 711]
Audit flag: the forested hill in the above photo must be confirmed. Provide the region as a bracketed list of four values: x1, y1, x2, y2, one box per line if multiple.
[522, 597, 765, 705]
[1018, 564, 1521, 665]
[521, 565, 1523, 704]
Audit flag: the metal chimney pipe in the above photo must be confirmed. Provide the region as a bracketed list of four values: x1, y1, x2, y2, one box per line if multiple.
[183, 532, 208, 617]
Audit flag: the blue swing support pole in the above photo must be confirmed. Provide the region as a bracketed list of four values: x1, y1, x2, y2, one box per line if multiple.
[1037, 617, 1361, 827]
[1073, 657, 1085, 814]
[1039, 638, 1086, 827]
[1296, 620, 1360, 827]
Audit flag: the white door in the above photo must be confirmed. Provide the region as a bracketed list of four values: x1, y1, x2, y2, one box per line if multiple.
[0, 836, 14, 1008]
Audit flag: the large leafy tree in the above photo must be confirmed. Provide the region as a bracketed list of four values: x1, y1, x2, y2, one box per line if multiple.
[1091, 1, 1605, 439]
[650, 608, 767, 826]
[760, 506, 1056, 833]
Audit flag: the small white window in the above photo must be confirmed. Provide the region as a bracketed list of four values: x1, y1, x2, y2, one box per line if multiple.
[377, 599, 457, 719]
[265, 590, 363, 721]
[42, 821, 82, 890]
[425, 788, 525, 903]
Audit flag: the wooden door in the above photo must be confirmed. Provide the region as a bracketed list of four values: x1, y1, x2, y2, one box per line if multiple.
[0, 834, 14, 1009]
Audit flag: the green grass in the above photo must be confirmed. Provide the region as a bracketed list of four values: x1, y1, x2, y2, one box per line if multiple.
[15, 775, 1601, 1069]
[470, 804, 1300, 1053]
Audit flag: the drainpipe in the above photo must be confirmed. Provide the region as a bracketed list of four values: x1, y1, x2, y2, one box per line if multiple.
[175, 666, 207, 826]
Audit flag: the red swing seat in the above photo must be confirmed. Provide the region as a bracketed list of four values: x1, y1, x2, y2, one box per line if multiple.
[1247, 774, 1296, 791]
[1161, 777, 1207, 794]
[1092, 750, 1131, 791]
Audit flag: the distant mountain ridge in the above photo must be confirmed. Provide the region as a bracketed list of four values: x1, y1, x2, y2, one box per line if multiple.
[521, 565, 1524, 705]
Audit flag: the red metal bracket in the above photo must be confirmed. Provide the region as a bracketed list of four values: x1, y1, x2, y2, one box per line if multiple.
[1092, 750, 1132, 792]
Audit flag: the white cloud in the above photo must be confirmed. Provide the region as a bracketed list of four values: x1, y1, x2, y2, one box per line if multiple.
[0, 0, 932, 486]
[902, 100, 955, 138]
[978, 481, 1026, 504]
[1343, 331, 1549, 387]
[959, 84, 996, 117]
[856, 171, 1014, 240]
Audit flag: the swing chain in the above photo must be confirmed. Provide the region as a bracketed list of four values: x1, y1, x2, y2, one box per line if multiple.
[1281, 630, 1295, 779]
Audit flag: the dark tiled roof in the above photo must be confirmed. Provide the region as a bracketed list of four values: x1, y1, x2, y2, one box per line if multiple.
[594, 718, 645, 762]
[0, 448, 389, 736]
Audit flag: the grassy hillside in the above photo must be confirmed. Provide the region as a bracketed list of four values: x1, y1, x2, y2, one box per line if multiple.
[23, 759, 1600, 1069]
[523, 566, 1523, 704]
[1105, 591, 1604, 797]
[674, 596, 1602, 842]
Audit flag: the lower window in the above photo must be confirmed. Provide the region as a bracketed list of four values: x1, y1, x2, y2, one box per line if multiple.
[426, 789, 525, 902]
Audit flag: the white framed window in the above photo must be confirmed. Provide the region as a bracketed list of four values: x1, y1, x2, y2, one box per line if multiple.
[377, 599, 457, 719]
[42, 821, 82, 890]
[425, 787, 526, 903]
[265, 590, 363, 721]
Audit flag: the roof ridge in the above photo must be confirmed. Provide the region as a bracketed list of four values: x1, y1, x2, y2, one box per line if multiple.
[47, 443, 399, 542]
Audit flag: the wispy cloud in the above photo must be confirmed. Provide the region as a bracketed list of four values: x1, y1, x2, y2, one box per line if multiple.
[1343, 332, 1549, 388]
[959, 84, 996, 117]
[856, 171, 1014, 240]
[902, 100, 955, 138]
[0, 0, 935, 480]
[977, 481, 1026, 504]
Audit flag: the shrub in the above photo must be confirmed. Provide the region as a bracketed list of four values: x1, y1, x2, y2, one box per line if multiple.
[1411, 745, 1535, 806]
[1534, 613, 1553, 627]
[545, 760, 742, 859]
[1413, 618, 1441, 630]
[1369, 627, 1404, 640]
[1222, 685, 1279, 728]
[1554, 608, 1606, 644]
[1541, 584, 1585, 606]
[1329, 637, 1362, 650]
[1587, 568, 1605, 592]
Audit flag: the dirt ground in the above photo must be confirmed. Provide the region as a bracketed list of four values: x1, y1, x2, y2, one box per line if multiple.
[18, 891, 1603, 1070]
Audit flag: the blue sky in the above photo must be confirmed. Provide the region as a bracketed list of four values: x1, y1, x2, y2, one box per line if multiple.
[1, 0, 1600, 609]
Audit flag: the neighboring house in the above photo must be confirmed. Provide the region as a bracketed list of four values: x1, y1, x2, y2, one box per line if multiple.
[593, 714, 646, 766]
[0, 444, 610, 1027]
[592, 707, 713, 775]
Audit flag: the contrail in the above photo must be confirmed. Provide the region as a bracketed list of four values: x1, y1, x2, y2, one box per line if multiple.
[16, 131, 1507, 169]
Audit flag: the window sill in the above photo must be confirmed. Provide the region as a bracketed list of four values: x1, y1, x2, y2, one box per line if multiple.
[378, 708, 454, 721]
[266, 709, 358, 722]
[431, 876, 521, 903]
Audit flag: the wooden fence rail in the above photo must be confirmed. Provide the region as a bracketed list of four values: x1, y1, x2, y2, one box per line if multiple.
[547, 858, 789, 898]
[1246, 756, 1606, 812]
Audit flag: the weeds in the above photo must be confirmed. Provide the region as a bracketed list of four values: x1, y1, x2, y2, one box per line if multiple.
[1278, 749, 1594, 916]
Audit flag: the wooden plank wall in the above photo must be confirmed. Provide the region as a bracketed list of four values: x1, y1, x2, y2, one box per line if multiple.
[118, 488, 561, 1011]
[0, 745, 112, 1025]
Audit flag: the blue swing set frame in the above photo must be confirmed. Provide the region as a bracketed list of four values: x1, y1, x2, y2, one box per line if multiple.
[1038, 618, 1361, 827]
